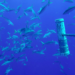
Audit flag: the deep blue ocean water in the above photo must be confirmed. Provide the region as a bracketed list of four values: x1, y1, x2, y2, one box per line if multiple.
[0, 0, 75, 75]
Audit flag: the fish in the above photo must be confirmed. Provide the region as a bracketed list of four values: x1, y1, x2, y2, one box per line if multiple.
[0, 0, 7, 4]
[47, 29, 56, 33]
[41, 40, 55, 45]
[60, 64, 64, 69]
[14, 29, 21, 34]
[43, 32, 51, 38]
[30, 23, 41, 29]
[42, 0, 46, 2]
[0, 27, 5, 30]
[63, 6, 75, 14]
[73, 16, 75, 18]
[20, 28, 25, 32]
[47, 0, 53, 5]
[5, 65, 12, 75]
[22, 29, 34, 36]
[34, 30, 42, 36]
[0, 56, 6, 61]
[25, 45, 33, 49]
[24, 12, 28, 16]
[0, 3, 9, 11]
[0, 52, 5, 57]
[20, 43, 25, 51]
[30, 16, 40, 20]
[64, 0, 73, 3]
[12, 35, 18, 39]
[2, 16, 14, 25]
[17, 14, 24, 19]
[24, 6, 33, 12]
[38, 4, 48, 14]
[53, 53, 60, 56]
[7, 54, 15, 61]
[16, 54, 26, 61]
[33, 48, 46, 54]
[60, 70, 67, 75]
[18, 59, 25, 62]
[0, 9, 5, 13]
[2, 46, 9, 51]
[2, 60, 12, 66]
[15, 5, 21, 13]
[25, 56, 28, 62]
[31, 9, 36, 16]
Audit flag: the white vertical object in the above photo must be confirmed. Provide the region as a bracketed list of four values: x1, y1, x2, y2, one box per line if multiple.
[55, 18, 70, 56]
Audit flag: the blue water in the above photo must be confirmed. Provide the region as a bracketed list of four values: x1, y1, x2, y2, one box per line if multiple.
[0, 0, 75, 75]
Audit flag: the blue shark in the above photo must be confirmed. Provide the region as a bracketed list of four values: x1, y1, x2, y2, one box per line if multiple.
[5, 65, 12, 75]
[0, 3, 9, 11]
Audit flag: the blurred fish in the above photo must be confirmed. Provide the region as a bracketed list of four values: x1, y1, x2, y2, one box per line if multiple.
[30, 23, 41, 29]
[22, 62, 26, 66]
[38, 4, 48, 14]
[0, 0, 7, 4]
[7, 36, 11, 39]
[17, 14, 24, 19]
[20, 28, 25, 32]
[43, 32, 51, 38]
[41, 40, 55, 45]
[33, 48, 46, 54]
[20, 43, 25, 51]
[14, 29, 21, 34]
[15, 5, 21, 13]
[29, 23, 36, 29]
[2, 46, 9, 51]
[25, 56, 28, 62]
[12, 35, 18, 39]
[53, 53, 60, 56]
[24, 12, 28, 16]
[0, 52, 5, 57]
[0, 27, 5, 30]
[16, 54, 26, 61]
[34, 30, 42, 36]
[24, 6, 36, 16]
[8, 8, 15, 12]
[2, 60, 12, 66]
[54, 41, 58, 45]
[60, 70, 67, 75]
[30, 16, 40, 20]
[68, 23, 75, 25]
[7, 54, 15, 61]
[0, 3, 9, 11]
[31, 8, 36, 16]
[60, 64, 64, 69]
[64, 0, 73, 3]
[24, 6, 33, 12]
[47, 0, 53, 5]
[63, 6, 75, 14]
[5, 65, 12, 75]
[22, 28, 34, 36]
[0, 9, 5, 13]
[73, 16, 75, 18]
[42, 0, 46, 2]
[25, 45, 33, 49]
[0, 56, 6, 61]
[47, 29, 56, 33]
[2, 16, 14, 25]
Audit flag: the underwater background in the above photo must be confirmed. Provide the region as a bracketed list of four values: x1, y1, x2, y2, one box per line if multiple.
[0, 0, 75, 75]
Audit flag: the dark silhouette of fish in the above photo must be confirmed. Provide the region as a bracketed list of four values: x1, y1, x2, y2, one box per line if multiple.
[63, 6, 75, 14]
[38, 4, 48, 14]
